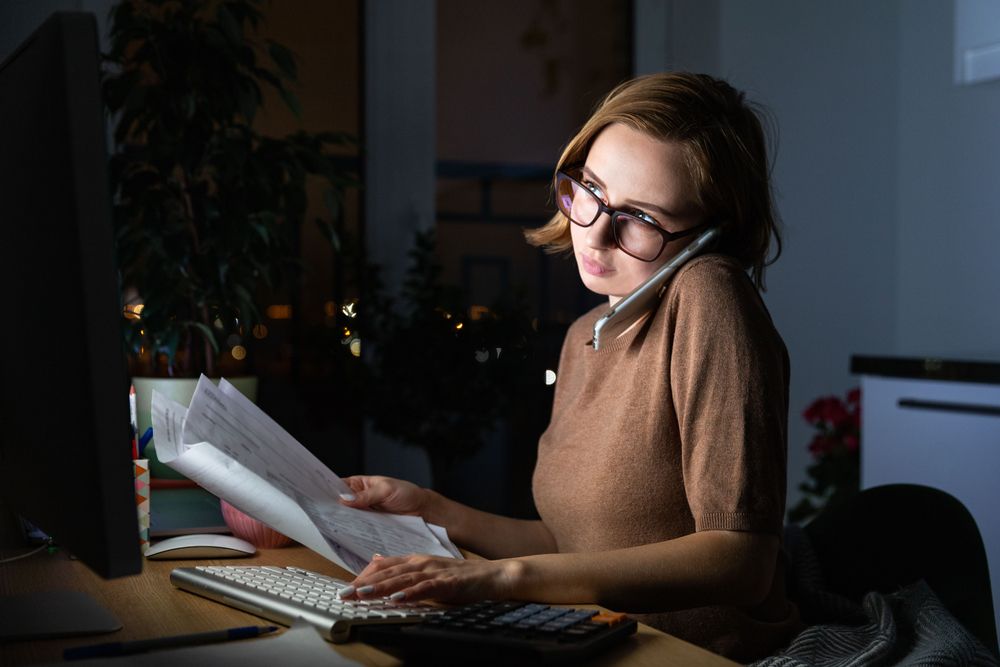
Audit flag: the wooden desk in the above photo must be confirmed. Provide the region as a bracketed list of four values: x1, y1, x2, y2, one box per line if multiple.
[0, 545, 736, 666]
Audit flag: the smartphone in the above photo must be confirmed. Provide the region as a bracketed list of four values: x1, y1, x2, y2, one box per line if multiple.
[592, 226, 720, 350]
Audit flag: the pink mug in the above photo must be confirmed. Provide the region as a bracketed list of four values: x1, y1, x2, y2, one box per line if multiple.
[220, 500, 293, 548]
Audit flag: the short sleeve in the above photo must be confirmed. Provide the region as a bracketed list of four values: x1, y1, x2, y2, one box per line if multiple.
[668, 257, 789, 536]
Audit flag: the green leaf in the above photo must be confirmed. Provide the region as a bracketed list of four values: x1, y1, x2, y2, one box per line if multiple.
[314, 217, 341, 251]
[189, 322, 220, 352]
[216, 4, 243, 46]
[267, 41, 297, 80]
[276, 85, 303, 119]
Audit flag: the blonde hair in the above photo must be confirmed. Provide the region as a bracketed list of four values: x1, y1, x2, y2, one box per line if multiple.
[525, 72, 781, 290]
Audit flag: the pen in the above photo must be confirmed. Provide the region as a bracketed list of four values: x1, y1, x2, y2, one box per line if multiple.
[139, 426, 153, 456]
[63, 625, 279, 660]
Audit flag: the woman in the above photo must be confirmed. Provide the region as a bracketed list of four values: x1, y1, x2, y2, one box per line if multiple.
[338, 72, 800, 661]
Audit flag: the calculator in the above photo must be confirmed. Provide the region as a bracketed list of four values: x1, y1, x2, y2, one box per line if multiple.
[356, 599, 638, 664]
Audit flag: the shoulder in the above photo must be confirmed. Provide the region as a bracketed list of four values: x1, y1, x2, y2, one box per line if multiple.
[671, 253, 753, 297]
[659, 252, 781, 346]
[664, 253, 766, 317]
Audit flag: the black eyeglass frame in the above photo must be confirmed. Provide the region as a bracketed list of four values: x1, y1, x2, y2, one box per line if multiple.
[554, 169, 708, 262]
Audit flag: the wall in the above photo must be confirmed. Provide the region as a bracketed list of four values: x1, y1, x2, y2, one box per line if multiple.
[650, 0, 899, 505]
[652, 0, 1000, 509]
[896, 0, 1000, 360]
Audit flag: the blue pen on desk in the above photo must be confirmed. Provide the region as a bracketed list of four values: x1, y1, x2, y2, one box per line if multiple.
[63, 625, 279, 661]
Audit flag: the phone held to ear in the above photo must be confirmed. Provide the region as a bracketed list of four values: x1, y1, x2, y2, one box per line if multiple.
[591, 226, 720, 350]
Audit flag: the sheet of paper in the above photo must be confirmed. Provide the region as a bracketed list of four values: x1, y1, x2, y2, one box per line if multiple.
[151, 376, 462, 574]
[151, 393, 350, 570]
[41, 621, 362, 667]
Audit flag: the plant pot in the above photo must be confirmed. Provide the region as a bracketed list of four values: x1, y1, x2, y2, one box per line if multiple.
[133, 376, 258, 479]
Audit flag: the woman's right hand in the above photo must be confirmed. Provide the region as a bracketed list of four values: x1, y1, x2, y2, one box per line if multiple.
[338, 475, 431, 517]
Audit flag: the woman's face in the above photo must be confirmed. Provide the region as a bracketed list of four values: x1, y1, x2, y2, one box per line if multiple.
[570, 123, 704, 305]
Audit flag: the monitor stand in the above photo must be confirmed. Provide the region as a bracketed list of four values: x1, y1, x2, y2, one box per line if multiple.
[0, 590, 121, 641]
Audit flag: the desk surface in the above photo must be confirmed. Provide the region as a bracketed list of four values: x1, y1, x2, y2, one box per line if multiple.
[0, 544, 736, 667]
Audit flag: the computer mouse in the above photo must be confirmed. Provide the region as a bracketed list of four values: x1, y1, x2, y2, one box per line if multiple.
[144, 534, 257, 560]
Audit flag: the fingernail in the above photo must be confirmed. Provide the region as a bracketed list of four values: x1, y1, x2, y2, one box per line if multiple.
[337, 585, 355, 598]
[373, 553, 383, 560]
[339, 493, 356, 502]
[389, 591, 406, 601]
[357, 585, 375, 595]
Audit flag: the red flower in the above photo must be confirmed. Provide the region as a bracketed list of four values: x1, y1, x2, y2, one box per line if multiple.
[821, 398, 851, 429]
[846, 387, 861, 406]
[803, 388, 861, 459]
[803, 396, 836, 425]
[803, 395, 854, 429]
[808, 434, 837, 457]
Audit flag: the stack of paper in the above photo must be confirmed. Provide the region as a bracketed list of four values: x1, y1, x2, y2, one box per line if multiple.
[151, 376, 461, 574]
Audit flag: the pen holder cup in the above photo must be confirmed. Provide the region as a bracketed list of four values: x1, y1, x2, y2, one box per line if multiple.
[133, 459, 150, 554]
[220, 500, 293, 548]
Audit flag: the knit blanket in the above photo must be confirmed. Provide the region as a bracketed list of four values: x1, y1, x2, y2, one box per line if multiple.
[752, 526, 999, 667]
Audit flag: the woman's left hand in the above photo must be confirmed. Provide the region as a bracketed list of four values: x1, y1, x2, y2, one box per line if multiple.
[340, 554, 521, 605]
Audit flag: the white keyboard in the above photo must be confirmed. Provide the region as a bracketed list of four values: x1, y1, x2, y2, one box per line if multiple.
[170, 565, 443, 642]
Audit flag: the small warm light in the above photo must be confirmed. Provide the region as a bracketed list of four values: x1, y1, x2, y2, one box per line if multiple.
[545, 369, 557, 385]
[266, 304, 293, 320]
[252, 323, 268, 339]
[469, 305, 490, 320]
[231, 345, 247, 360]
[123, 303, 144, 320]
[213, 317, 224, 329]
[454, 322, 464, 331]
[349, 338, 361, 357]
[343, 328, 352, 337]
[341, 301, 358, 318]
[324, 301, 337, 317]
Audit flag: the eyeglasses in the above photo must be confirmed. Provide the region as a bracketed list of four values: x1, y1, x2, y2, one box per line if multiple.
[554, 170, 706, 262]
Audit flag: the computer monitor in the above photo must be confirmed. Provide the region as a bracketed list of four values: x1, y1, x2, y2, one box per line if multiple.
[0, 12, 142, 580]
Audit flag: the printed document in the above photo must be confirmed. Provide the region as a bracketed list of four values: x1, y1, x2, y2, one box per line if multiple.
[151, 376, 460, 573]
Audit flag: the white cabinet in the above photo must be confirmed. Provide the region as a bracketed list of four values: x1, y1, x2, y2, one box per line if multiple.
[854, 356, 1000, 642]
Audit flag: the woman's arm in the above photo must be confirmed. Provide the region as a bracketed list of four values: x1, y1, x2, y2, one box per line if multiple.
[420, 488, 558, 559]
[342, 528, 779, 612]
[339, 475, 557, 559]
[508, 530, 778, 611]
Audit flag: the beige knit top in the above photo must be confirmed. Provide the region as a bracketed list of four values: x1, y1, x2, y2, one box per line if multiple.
[532, 254, 799, 661]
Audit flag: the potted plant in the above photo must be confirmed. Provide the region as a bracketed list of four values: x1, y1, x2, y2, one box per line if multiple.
[363, 231, 548, 501]
[788, 388, 861, 523]
[103, 0, 355, 475]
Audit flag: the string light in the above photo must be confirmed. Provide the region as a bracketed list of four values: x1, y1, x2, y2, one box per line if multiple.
[266, 304, 293, 320]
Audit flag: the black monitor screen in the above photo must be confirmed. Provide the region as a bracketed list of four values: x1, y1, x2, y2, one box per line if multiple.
[0, 12, 142, 579]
